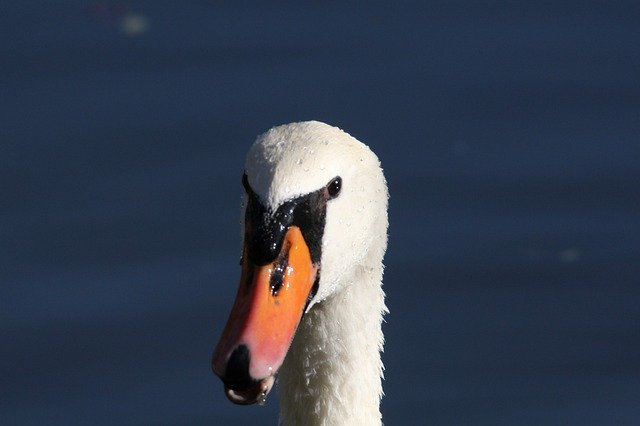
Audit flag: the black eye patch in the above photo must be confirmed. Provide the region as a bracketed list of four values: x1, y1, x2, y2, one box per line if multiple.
[241, 172, 328, 265]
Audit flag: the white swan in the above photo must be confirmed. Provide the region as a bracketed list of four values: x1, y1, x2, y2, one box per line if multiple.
[212, 121, 389, 425]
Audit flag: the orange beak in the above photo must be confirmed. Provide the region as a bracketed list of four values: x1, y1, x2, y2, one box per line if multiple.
[212, 226, 318, 404]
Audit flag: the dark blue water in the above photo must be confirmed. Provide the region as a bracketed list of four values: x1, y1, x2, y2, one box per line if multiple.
[2, 2, 639, 424]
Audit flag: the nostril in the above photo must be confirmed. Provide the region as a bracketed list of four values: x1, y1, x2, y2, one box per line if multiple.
[223, 344, 254, 391]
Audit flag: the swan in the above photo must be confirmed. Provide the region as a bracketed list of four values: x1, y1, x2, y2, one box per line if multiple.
[212, 121, 389, 425]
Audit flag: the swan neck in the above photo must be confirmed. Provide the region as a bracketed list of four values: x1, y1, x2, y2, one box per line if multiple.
[277, 261, 386, 426]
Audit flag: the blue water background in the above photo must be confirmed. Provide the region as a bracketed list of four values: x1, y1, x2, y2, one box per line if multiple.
[2, 2, 639, 424]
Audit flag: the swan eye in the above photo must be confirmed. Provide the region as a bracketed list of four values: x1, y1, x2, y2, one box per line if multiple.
[326, 176, 342, 199]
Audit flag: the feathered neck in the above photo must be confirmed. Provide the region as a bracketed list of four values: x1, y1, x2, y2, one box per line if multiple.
[276, 244, 387, 426]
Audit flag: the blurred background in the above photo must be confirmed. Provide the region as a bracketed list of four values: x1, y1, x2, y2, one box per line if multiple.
[2, 1, 639, 424]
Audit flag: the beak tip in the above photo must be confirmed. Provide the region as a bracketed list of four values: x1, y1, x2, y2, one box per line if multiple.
[224, 375, 275, 406]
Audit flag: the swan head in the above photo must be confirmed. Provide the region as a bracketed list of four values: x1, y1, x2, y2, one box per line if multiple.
[212, 121, 388, 405]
